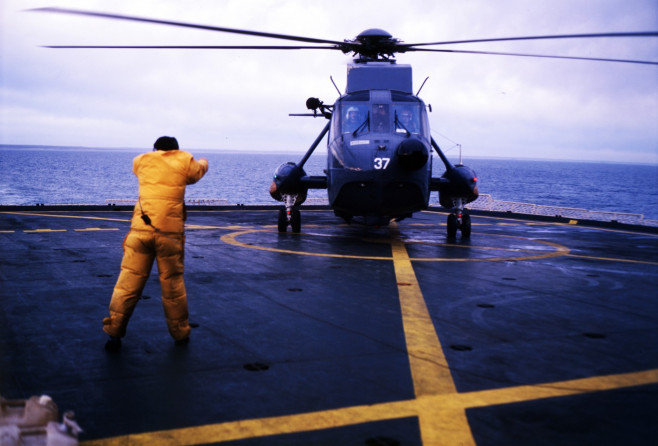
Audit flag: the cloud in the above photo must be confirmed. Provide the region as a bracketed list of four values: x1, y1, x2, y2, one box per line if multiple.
[1, 0, 657, 163]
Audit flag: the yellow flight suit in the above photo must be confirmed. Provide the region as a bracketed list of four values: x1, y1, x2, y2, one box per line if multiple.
[103, 149, 208, 341]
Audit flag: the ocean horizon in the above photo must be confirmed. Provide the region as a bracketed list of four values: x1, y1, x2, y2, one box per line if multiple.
[1, 145, 657, 221]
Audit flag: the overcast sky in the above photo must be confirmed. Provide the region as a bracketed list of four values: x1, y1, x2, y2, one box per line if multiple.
[1, 0, 657, 163]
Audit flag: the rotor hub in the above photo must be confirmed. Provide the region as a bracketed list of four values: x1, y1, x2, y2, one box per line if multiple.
[344, 28, 401, 61]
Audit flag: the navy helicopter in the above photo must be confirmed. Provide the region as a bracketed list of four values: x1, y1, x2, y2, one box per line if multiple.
[33, 8, 658, 237]
[269, 28, 480, 236]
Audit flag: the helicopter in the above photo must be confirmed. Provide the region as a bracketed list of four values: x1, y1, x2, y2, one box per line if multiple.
[32, 7, 658, 237]
[268, 28, 480, 236]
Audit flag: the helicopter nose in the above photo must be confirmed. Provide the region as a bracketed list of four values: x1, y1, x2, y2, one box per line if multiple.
[396, 139, 429, 170]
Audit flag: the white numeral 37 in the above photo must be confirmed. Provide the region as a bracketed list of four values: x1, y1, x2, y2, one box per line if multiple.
[374, 157, 390, 169]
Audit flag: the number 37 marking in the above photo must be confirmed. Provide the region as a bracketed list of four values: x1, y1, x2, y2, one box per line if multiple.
[374, 157, 390, 169]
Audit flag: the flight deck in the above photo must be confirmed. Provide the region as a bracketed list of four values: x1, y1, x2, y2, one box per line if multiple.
[1, 206, 657, 445]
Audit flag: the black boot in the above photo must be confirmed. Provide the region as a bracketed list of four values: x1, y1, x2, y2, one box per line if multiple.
[174, 337, 190, 346]
[104, 336, 122, 352]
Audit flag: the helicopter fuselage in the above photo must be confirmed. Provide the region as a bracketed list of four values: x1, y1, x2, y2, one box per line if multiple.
[327, 87, 432, 224]
[271, 59, 478, 233]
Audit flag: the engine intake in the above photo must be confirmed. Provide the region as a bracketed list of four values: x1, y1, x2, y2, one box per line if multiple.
[269, 162, 308, 204]
[396, 138, 429, 171]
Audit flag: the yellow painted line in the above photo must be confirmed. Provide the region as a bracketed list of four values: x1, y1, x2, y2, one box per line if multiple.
[566, 253, 658, 266]
[412, 240, 570, 262]
[220, 230, 393, 261]
[389, 226, 475, 445]
[0, 230, 15, 233]
[0, 211, 131, 223]
[80, 367, 658, 446]
[390, 238, 456, 396]
[221, 229, 569, 263]
[565, 224, 658, 237]
[404, 241, 535, 253]
[187, 209, 333, 214]
[452, 368, 658, 410]
[422, 211, 658, 237]
[524, 220, 658, 237]
[23, 229, 67, 233]
[185, 225, 244, 230]
[0, 212, 247, 232]
[0, 211, 267, 232]
[73, 228, 120, 232]
[217, 225, 256, 230]
[81, 399, 419, 446]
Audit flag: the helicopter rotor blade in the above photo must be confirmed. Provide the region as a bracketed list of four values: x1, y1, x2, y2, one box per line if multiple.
[401, 31, 658, 48]
[408, 47, 658, 65]
[41, 45, 340, 50]
[30, 7, 348, 47]
[30, 7, 657, 62]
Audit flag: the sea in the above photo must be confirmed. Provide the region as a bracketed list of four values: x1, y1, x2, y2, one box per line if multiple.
[1, 145, 657, 222]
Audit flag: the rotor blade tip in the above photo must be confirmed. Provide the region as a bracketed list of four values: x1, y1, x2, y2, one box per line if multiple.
[27, 7, 55, 12]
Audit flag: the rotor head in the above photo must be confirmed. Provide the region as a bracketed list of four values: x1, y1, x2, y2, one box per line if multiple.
[344, 29, 402, 61]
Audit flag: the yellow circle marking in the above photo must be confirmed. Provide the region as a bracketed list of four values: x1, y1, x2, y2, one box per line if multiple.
[220, 228, 570, 262]
[411, 234, 570, 262]
[220, 229, 392, 260]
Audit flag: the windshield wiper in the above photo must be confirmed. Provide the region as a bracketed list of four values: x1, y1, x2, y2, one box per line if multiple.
[352, 111, 370, 137]
[394, 111, 411, 137]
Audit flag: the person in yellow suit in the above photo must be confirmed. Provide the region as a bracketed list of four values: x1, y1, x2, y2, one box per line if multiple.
[103, 136, 209, 351]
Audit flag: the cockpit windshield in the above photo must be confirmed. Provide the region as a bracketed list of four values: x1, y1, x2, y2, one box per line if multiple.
[342, 104, 369, 134]
[335, 95, 426, 139]
[394, 104, 421, 135]
[372, 104, 389, 133]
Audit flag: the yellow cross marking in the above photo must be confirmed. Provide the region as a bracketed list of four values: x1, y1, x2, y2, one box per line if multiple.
[81, 368, 658, 445]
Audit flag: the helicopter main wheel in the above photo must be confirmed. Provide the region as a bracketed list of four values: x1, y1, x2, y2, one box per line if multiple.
[461, 213, 472, 238]
[277, 208, 288, 232]
[290, 208, 301, 233]
[447, 214, 458, 238]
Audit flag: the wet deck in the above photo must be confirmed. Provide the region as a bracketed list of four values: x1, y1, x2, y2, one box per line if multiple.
[1, 207, 657, 445]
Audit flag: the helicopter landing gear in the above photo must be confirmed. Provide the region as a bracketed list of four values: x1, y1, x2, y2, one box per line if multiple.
[446, 198, 471, 238]
[461, 212, 471, 238]
[447, 213, 458, 238]
[447, 211, 471, 238]
[278, 195, 301, 233]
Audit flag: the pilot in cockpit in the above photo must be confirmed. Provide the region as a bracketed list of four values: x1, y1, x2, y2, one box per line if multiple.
[343, 106, 363, 133]
[398, 107, 419, 133]
[372, 104, 389, 133]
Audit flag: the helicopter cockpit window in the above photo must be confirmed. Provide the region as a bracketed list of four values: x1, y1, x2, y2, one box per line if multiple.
[342, 105, 368, 133]
[394, 105, 421, 134]
[372, 104, 390, 133]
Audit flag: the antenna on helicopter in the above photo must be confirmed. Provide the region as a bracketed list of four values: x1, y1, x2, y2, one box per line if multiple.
[330, 76, 342, 96]
[416, 77, 429, 96]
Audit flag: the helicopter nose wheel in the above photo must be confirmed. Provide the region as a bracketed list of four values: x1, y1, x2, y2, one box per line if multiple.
[278, 195, 301, 233]
[447, 211, 471, 238]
